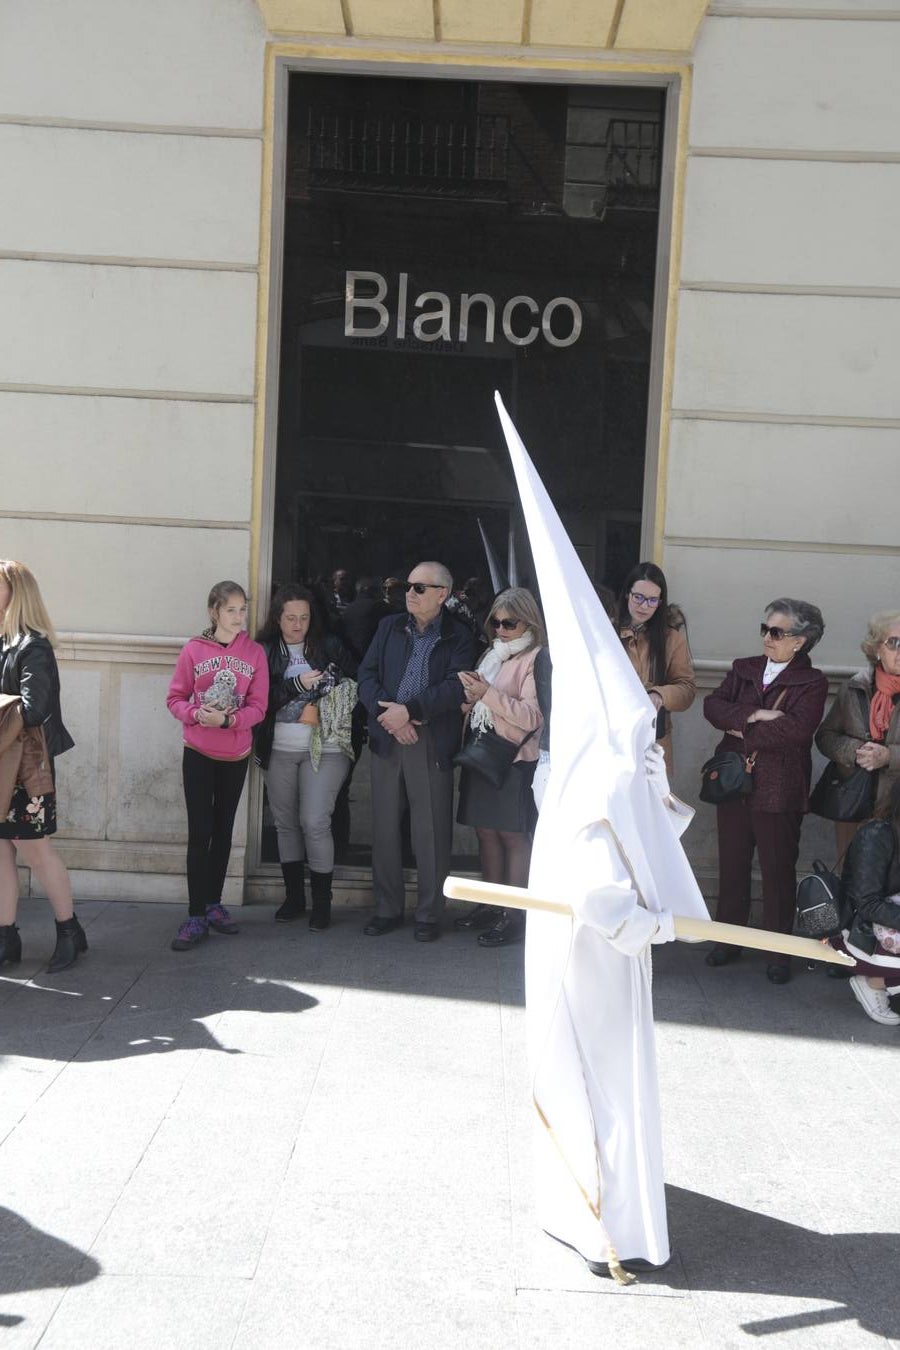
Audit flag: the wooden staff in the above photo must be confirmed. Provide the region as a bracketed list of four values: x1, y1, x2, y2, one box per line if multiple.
[443, 876, 854, 967]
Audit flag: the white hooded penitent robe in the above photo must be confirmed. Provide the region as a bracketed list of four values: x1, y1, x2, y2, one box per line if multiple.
[495, 393, 710, 1272]
[526, 810, 692, 1268]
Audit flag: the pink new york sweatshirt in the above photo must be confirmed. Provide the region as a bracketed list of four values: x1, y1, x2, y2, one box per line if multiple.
[166, 631, 269, 761]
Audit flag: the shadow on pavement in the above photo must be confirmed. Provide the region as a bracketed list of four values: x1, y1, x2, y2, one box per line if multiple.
[0, 1205, 100, 1301]
[667, 1185, 900, 1340]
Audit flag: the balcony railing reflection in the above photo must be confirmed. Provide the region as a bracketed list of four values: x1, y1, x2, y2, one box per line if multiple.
[302, 108, 511, 199]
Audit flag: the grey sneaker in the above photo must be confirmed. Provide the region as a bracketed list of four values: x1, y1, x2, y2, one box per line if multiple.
[849, 976, 900, 1026]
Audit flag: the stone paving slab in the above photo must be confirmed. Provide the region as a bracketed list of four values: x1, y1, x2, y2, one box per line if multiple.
[0, 898, 898, 1349]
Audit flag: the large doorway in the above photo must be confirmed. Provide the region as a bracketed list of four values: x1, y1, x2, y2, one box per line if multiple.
[259, 69, 668, 872]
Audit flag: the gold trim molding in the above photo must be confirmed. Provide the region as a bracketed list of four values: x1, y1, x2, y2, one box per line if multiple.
[254, 0, 709, 51]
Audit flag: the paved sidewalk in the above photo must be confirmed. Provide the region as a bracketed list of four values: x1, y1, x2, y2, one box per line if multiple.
[1, 899, 898, 1350]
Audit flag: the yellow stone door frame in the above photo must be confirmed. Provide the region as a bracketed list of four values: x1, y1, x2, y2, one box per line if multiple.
[247, 43, 691, 879]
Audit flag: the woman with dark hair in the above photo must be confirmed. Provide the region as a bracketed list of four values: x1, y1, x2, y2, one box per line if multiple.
[832, 776, 900, 1025]
[254, 585, 357, 931]
[167, 581, 269, 951]
[454, 587, 545, 948]
[703, 598, 828, 984]
[618, 562, 695, 773]
[0, 559, 83, 973]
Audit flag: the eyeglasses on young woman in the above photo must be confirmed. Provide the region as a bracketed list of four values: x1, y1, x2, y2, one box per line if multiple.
[629, 591, 660, 609]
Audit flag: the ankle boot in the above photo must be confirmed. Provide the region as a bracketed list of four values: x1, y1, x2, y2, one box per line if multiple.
[275, 860, 307, 922]
[47, 915, 88, 974]
[0, 924, 22, 967]
[308, 870, 333, 932]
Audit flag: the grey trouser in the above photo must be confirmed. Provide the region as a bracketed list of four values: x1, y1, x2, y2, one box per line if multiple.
[265, 749, 350, 872]
[370, 727, 453, 924]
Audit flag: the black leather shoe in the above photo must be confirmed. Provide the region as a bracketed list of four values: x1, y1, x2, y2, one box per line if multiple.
[0, 924, 22, 967]
[47, 916, 88, 974]
[766, 962, 791, 985]
[413, 923, 440, 942]
[363, 915, 404, 937]
[705, 943, 742, 967]
[276, 860, 306, 921]
[477, 912, 525, 947]
[453, 904, 501, 932]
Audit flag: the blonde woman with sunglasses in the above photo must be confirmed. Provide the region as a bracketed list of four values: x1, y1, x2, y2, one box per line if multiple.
[455, 588, 546, 948]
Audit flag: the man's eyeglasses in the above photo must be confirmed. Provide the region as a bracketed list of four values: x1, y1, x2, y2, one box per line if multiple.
[490, 617, 522, 632]
[881, 636, 900, 652]
[760, 624, 800, 641]
[404, 582, 444, 595]
[629, 591, 660, 608]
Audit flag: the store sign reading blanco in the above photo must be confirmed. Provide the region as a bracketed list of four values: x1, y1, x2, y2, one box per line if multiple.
[344, 271, 583, 349]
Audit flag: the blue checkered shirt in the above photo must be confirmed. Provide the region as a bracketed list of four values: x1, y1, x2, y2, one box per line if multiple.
[395, 615, 442, 704]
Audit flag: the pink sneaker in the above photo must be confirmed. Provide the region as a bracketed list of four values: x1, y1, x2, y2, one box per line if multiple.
[205, 903, 239, 935]
[171, 916, 208, 951]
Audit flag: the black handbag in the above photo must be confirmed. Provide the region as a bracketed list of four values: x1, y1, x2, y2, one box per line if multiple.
[700, 688, 786, 806]
[453, 725, 537, 791]
[808, 762, 876, 823]
[796, 860, 847, 939]
[699, 750, 757, 805]
[809, 685, 878, 822]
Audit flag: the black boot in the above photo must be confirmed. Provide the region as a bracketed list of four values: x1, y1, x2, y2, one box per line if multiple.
[275, 860, 307, 922]
[47, 915, 87, 974]
[308, 870, 332, 932]
[0, 924, 22, 967]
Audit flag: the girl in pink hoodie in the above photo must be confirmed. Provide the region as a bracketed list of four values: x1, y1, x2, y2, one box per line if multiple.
[166, 581, 269, 950]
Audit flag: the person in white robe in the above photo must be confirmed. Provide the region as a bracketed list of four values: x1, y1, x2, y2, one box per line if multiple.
[495, 394, 711, 1281]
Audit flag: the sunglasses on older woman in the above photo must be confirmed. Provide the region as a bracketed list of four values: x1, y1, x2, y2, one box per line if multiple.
[490, 617, 522, 631]
[760, 624, 800, 641]
[882, 636, 900, 652]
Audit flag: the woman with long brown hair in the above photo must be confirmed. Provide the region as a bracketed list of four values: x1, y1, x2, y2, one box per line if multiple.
[0, 560, 84, 973]
[618, 562, 695, 773]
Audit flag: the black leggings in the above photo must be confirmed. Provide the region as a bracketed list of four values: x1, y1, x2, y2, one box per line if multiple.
[182, 748, 249, 916]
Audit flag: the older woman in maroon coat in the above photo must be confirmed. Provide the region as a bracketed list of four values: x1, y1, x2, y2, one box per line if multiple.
[703, 598, 828, 984]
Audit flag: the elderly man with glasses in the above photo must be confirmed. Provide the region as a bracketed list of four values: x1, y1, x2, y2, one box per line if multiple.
[358, 561, 477, 941]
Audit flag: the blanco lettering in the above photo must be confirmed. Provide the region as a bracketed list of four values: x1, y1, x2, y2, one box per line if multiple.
[343, 272, 583, 349]
[501, 295, 540, 347]
[344, 269, 388, 337]
[396, 270, 408, 339]
[542, 296, 583, 348]
[459, 293, 496, 344]
[412, 291, 452, 343]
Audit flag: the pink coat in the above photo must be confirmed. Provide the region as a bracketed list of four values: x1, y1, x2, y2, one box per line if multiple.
[167, 631, 269, 761]
[478, 646, 544, 763]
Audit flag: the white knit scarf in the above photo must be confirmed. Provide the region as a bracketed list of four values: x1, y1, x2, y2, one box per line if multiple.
[470, 630, 535, 733]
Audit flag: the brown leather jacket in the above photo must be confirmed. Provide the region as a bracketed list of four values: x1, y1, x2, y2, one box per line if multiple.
[0, 694, 55, 818]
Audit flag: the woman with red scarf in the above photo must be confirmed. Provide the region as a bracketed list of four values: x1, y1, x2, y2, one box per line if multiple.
[816, 611, 900, 857]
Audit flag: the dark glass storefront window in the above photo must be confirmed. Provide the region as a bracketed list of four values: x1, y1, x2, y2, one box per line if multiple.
[263, 73, 665, 867]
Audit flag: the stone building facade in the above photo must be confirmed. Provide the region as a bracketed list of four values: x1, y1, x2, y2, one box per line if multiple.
[1, 0, 898, 902]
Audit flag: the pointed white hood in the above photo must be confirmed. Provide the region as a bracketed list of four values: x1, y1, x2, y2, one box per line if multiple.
[495, 391, 707, 921]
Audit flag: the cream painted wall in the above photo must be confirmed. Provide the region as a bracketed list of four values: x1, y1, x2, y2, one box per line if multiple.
[0, 0, 266, 904]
